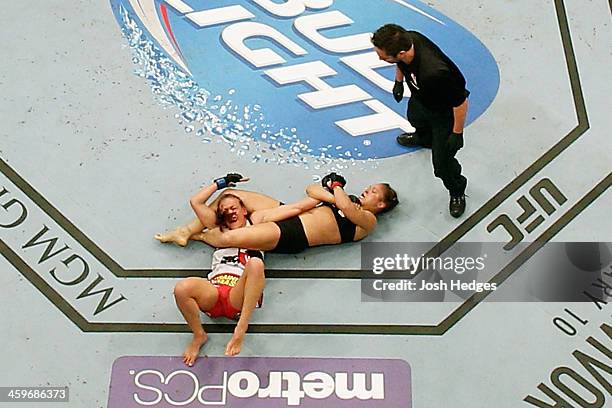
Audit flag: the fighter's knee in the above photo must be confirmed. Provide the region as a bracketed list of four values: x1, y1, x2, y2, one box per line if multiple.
[250, 257, 265, 268]
[246, 258, 265, 276]
[173, 278, 195, 298]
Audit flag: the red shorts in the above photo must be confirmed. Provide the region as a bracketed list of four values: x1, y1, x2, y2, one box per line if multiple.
[206, 284, 241, 320]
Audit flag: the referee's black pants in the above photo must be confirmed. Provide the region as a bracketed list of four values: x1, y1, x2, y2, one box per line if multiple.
[407, 97, 467, 197]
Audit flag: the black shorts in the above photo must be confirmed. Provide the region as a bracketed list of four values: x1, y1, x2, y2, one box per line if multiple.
[272, 216, 309, 254]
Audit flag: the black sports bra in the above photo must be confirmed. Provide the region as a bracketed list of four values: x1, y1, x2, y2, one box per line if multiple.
[324, 203, 357, 243]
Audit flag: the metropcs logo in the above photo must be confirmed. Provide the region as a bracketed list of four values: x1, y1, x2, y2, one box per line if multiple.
[131, 369, 383, 406]
[110, 0, 499, 159]
[108, 357, 412, 407]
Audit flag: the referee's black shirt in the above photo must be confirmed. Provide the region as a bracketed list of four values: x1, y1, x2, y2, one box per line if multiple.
[397, 31, 470, 111]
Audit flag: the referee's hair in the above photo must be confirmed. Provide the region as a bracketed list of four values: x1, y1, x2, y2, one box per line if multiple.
[371, 24, 413, 56]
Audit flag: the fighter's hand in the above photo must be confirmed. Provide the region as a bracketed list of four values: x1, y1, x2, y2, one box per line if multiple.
[393, 80, 404, 103]
[321, 172, 346, 192]
[214, 173, 249, 189]
[446, 132, 464, 155]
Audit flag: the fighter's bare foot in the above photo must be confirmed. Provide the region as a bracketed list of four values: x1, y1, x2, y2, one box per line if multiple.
[225, 327, 246, 356]
[155, 226, 191, 247]
[182, 333, 208, 366]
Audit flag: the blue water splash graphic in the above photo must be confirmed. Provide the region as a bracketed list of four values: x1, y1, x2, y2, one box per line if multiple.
[118, 5, 378, 175]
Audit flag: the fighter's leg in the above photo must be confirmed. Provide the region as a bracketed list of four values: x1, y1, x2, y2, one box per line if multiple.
[251, 197, 319, 224]
[217, 189, 282, 213]
[173, 277, 218, 366]
[225, 257, 266, 356]
[155, 189, 282, 246]
[192, 222, 282, 251]
[155, 219, 202, 247]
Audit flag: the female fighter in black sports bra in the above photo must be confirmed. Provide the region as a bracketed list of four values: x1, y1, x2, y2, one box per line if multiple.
[181, 173, 398, 254]
[156, 172, 398, 253]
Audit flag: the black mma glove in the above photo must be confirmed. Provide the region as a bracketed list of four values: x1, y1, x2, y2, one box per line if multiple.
[392, 80, 404, 103]
[348, 194, 362, 205]
[446, 132, 464, 155]
[214, 173, 244, 189]
[321, 172, 346, 192]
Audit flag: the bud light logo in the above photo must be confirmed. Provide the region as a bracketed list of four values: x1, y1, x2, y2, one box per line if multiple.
[110, 0, 499, 159]
[108, 356, 412, 407]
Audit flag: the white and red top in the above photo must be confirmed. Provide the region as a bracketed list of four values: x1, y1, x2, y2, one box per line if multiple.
[207, 247, 264, 287]
[207, 246, 264, 309]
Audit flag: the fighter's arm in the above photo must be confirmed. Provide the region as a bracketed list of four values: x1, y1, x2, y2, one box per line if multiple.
[190, 173, 249, 228]
[306, 183, 335, 204]
[189, 183, 220, 229]
[333, 186, 377, 234]
[250, 197, 320, 224]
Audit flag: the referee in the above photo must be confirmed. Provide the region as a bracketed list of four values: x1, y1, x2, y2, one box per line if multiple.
[372, 24, 469, 218]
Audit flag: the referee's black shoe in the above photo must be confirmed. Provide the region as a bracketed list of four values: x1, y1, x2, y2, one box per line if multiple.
[396, 132, 423, 147]
[449, 194, 466, 218]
